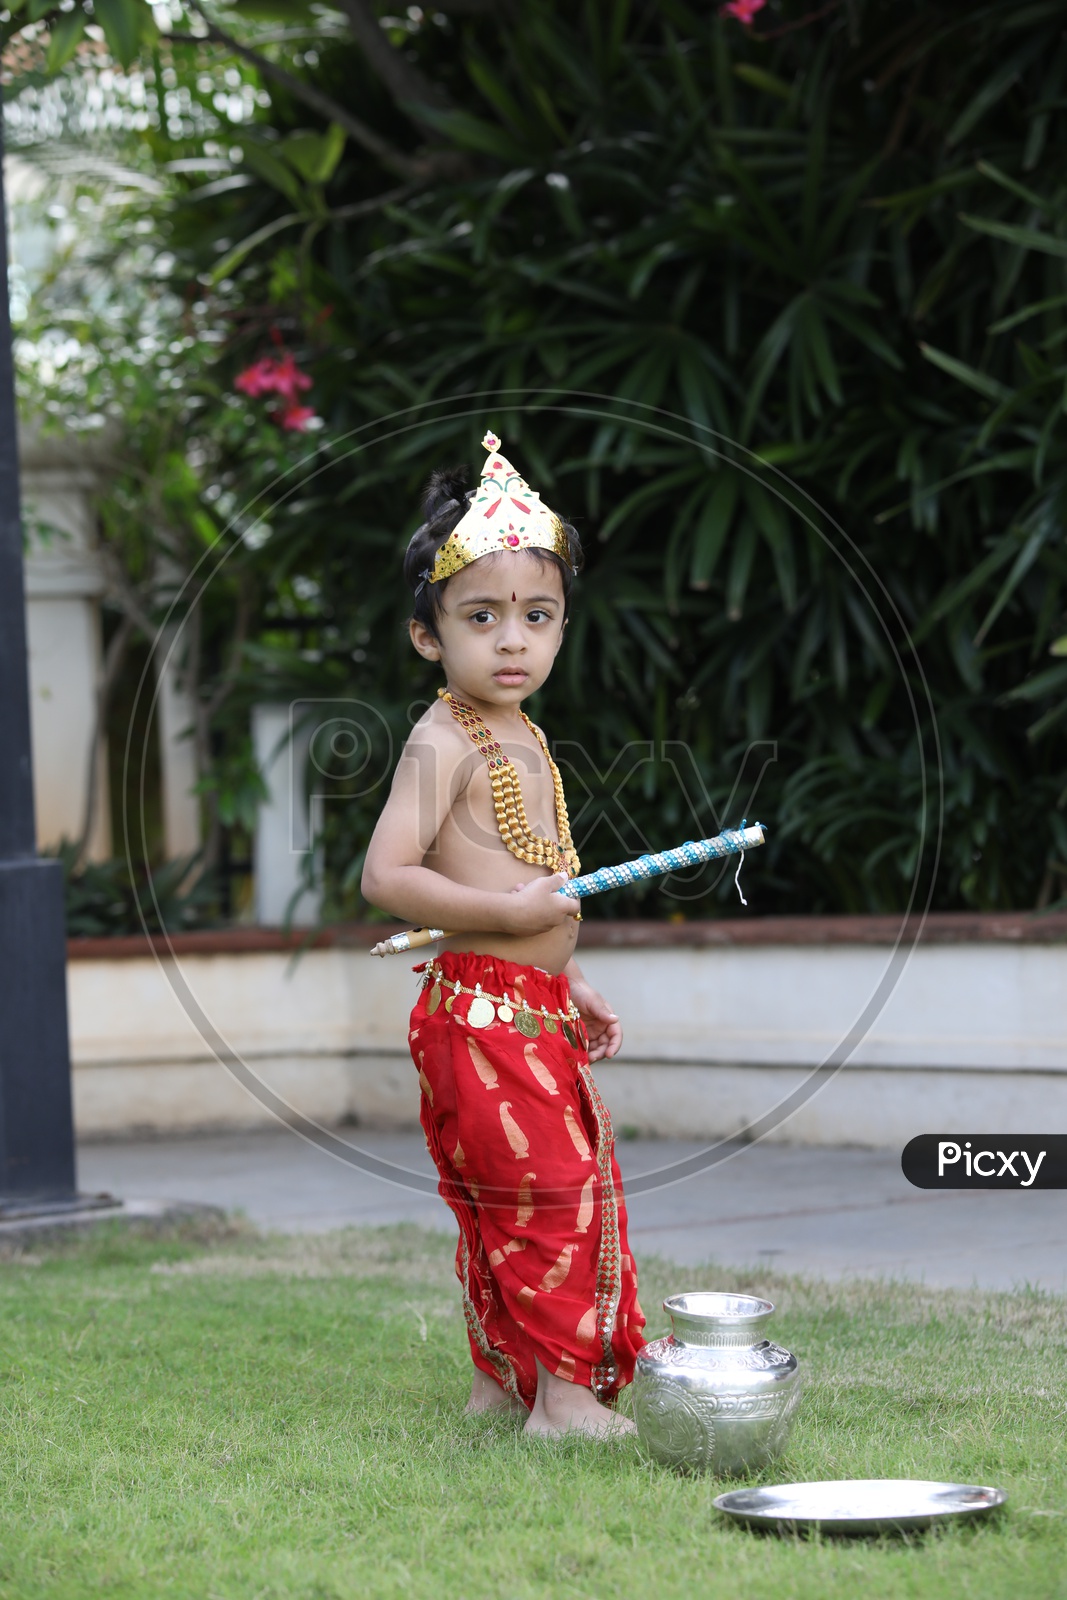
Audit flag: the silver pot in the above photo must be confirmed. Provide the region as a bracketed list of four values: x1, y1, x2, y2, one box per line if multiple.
[632, 1291, 802, 1475]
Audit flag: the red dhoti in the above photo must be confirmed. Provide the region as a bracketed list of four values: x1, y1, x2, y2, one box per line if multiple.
[408, 950, 645, 1409]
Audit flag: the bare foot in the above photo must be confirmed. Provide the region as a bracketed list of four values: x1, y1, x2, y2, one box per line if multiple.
[465, 1368, 525, 1416]
[523, 1358, 637, 1439]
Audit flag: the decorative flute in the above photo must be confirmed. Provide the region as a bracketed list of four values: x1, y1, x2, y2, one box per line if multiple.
[368, 823, 766, 957]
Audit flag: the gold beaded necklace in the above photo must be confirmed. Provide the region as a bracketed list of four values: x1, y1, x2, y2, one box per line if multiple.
[437, 687, 580, 879]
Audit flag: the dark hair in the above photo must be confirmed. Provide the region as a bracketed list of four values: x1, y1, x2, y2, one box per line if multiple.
[404, 464, 584, 640]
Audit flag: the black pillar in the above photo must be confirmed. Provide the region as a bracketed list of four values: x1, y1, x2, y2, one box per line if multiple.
[0, 88, 77, 1203]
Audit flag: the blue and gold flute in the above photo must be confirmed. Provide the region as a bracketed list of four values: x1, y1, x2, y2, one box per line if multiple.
[368, 823, 766, 957]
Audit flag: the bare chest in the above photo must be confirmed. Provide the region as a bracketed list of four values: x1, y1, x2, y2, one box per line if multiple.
[430, 737, 564, 890]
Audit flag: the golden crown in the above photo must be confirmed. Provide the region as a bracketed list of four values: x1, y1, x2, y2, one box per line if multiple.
[427, 429, 571, 584]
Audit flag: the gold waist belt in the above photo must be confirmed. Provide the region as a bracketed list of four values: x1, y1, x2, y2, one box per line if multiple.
[421, 959, 585, 1045]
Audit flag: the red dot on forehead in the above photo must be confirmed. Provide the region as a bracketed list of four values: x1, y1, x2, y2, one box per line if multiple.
[512, 591, 516, 601]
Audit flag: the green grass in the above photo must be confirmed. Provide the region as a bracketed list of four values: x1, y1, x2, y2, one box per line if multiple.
[0, 1219, 1065, 1599]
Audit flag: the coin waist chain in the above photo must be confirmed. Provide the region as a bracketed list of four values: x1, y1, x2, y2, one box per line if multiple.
[420, 959, 587, 1047]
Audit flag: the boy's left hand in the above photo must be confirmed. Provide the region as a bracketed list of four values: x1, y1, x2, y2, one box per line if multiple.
[566, 978, 622, 1063]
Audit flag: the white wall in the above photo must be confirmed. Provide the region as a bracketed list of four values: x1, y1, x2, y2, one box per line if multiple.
[67, 939, 1067, 1146]
[153, 623, 202, 859]
[252, 704, 322, 926]
[21, 436, 110, 859]
[574, 943, 1067, 1072]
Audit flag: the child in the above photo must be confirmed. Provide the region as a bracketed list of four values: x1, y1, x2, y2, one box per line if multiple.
[362, 430, 645, 1436]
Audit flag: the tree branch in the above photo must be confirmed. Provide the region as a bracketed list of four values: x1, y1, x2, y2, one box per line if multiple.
[333, 0, 453, 122]
[96, 545, 160, 641]
[191, 572, 252, 874]
[881, 56, 925, 157]
[203, 577, 252, 722]
[174, 5, 427, 180]
[327, 181, 419, 221]
[75, 611, 135, 868]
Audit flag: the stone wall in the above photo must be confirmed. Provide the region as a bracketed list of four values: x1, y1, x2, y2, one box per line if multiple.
[67, 914, 1067, 1148]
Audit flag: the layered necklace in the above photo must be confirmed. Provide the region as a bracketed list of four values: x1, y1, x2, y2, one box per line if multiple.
[437, 688, 580, 879]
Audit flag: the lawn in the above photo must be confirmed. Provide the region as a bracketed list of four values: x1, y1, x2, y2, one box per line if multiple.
[0, 1218, 1064, 1599]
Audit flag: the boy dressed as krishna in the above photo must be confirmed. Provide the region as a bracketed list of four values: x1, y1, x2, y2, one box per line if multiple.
[362, 431, 646, 1436]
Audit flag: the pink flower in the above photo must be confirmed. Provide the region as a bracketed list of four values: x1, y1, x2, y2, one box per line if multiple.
[235, 358, 280, 398]
[235, 346, 317, 430]
[720, 0, 766, 22]
[234, 351, 313, 402]
[270, 352, 313, 403]
[277, 403, 316, 432]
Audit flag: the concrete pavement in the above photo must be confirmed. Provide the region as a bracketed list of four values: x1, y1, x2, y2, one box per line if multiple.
[76, 1127, 1066, 1294]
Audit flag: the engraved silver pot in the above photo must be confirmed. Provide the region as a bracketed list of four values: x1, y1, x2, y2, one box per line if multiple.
[632, 1292, 802, 1475]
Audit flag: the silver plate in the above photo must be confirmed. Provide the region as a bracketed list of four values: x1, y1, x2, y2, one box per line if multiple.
[714, 1479, 1007, 1535]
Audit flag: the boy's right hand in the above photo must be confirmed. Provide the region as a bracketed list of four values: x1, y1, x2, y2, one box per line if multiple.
[503, 873, 580, 935]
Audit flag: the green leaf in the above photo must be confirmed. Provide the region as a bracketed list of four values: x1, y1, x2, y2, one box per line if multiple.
[239, 140, 306, 207]
[827, 589, 848, 697]
[816, 155, 881, 267]
[45, 7, 86, 72]
[415, 106, 529, 163]
[191, 510, 220, 548]
[1051, 636, 1067, 658]
[947, 34, 1047, 145]
[93, 0, 151, 67]
[876, 452, 1036, 529]
[529, 83, 569, 145]
[725, 521, 757, 621]
[689, 473, 738, 590]
[975, 161, 1053, 213]
[802, 302, 842, 405]
[676, 342, 730, 439]
[232, 1, 323, 17]
[619, 608, 679, 677]
[467, 54, 546, 143]
[1003, 661, 1067, 701]
[801, 109, 826, 261]
[1025, 699, 1067, 742]
[960, 213, 1067, 259]
[209, 213, 303, 284]
[821, 299, 903, 370]
[596, 465, 694, 541]
[544, 173, 584, 239]
[470, 167, 535, 262]
[948, 614, 983, 694]
[919, 342, 1013, 402]
[715, 145, 796, 263]
[868, 171, 972, 213]
[664, 23, 703, 119]
[745, 480, 797, 611]
[988, 294, 1067, 335]
[613, 345, 675, 420]
[741, 298, 800, 440]
[281, 124, 346, 185]
[973, 526, 1048, 645]
[733, 63, 791, 101]
[628, 240, 675, 300]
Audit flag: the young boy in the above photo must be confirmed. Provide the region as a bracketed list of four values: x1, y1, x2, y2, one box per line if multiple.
[361, 430, 645, 1436]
